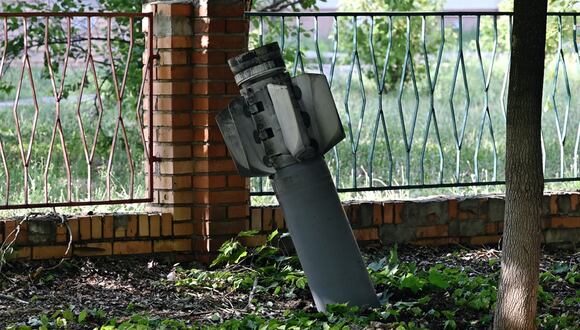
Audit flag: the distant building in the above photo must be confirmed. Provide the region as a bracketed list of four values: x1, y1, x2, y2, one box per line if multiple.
[443, 0, 503, 31]
[296, 0, 503, 43]
[317, 0, 340, 12]
[317, 0, 502, 12]
[444, 0, 502, 11]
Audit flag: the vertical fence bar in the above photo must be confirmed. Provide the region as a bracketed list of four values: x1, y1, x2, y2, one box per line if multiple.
[448, 15, 470, 183]
[43, 16, 73, 203]
[259, 15, 264, 46]
[330, 15, 340, 188]
[550, 15, 571, 178]
[397, 15, 419, 185]
[473, 15, 498, 182]
[368, 15, 394, 188]
[279, 16, 285, 52]
[343, 15, 367, 189]
[292, 16, 304, 75]
[148, 12, 154, 202]
[314, 16, 323, 74]
[420, 15, 445, 185]
[574, 15, 580, 177]
[0, 17, 10, 205]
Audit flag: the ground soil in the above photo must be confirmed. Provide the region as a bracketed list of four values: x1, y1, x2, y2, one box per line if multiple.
[0, 245, 578, 329]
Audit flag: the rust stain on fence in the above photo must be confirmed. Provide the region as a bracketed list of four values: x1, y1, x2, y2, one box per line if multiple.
[0, 12, 154, 209]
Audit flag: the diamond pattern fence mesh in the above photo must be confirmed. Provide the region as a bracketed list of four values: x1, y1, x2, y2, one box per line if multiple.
[247, 11, 580, 196]
[0, 12, 153, 209]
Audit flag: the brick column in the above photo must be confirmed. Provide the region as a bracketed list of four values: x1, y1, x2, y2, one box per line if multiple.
[190, 0, 251, 262]
[144, 0, 250, 262]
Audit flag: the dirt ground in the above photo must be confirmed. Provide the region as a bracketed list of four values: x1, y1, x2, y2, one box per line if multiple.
[0, 245, 578, 329]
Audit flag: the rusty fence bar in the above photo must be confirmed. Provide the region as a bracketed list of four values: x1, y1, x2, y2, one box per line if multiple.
[0, 12, 154, 209]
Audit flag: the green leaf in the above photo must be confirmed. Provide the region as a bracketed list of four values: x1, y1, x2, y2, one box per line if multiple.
[91, 308, 107, 319]
[442, 310, 455, 319]
[444, 319, 457, 329]
[40, 314, 50, 327]
[427, 309, 440, 317]
[51, 310, 61, 319]
[326, 303, 350, 314]
[78, 310, 88, 323]
[295, 277, 307, 289]
[267, 229, 279, 242]
[553, 262, 569, 274]
[238, 230, 260, 237]
[418, 295, 431, 305]
[388, 244, 399, 265]
[55, 317, 67, 328]
[400, 273, 424, 293]
[428, 268, 450, 289]
[234, 250, 248, 264]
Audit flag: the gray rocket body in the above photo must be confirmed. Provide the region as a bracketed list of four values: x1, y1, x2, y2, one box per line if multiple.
[272, 156, 378, 309]
[216, 43, 379, 311]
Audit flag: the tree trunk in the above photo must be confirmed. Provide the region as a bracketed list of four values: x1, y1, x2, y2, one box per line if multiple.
[493, 1, 547, 329]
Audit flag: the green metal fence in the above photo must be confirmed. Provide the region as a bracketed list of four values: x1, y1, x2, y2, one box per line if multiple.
[246, 11, 580, 195]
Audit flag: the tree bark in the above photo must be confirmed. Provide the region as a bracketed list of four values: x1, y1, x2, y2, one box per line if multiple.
[493, 1, 547, 329]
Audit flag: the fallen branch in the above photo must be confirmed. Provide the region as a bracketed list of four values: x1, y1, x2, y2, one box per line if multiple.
[0, 293, 29, 304]
[246, 277, 258, 310]
[44, 211, 72, 271]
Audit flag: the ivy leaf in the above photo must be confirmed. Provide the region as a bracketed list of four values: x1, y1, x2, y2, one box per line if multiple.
[62, 309, 74, 321]
[400, 273, 425, 293]
[428, 268, 450, 289]
[444, 319, 457, 329]
[78, 310, 88, 323]
[553, 262, 569, 274]
[295, 277, 307, 289]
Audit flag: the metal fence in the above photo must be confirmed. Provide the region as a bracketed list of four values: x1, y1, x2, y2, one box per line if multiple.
[247, 11, 580, 195]
[0, 12, 153, 209]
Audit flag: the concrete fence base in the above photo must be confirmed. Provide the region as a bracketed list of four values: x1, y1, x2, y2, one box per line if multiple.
[0, 213, 191, 261]
[250, 192, 580, 249]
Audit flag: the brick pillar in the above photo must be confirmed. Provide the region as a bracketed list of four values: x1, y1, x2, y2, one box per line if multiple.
[144, 0, 250, 262]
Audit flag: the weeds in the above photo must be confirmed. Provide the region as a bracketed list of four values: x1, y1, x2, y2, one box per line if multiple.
[175, 230, 307, 298]
[3, 239, 578, 329]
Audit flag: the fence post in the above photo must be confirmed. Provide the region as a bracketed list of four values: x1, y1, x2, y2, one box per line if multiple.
[143, 0, 250, 262]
